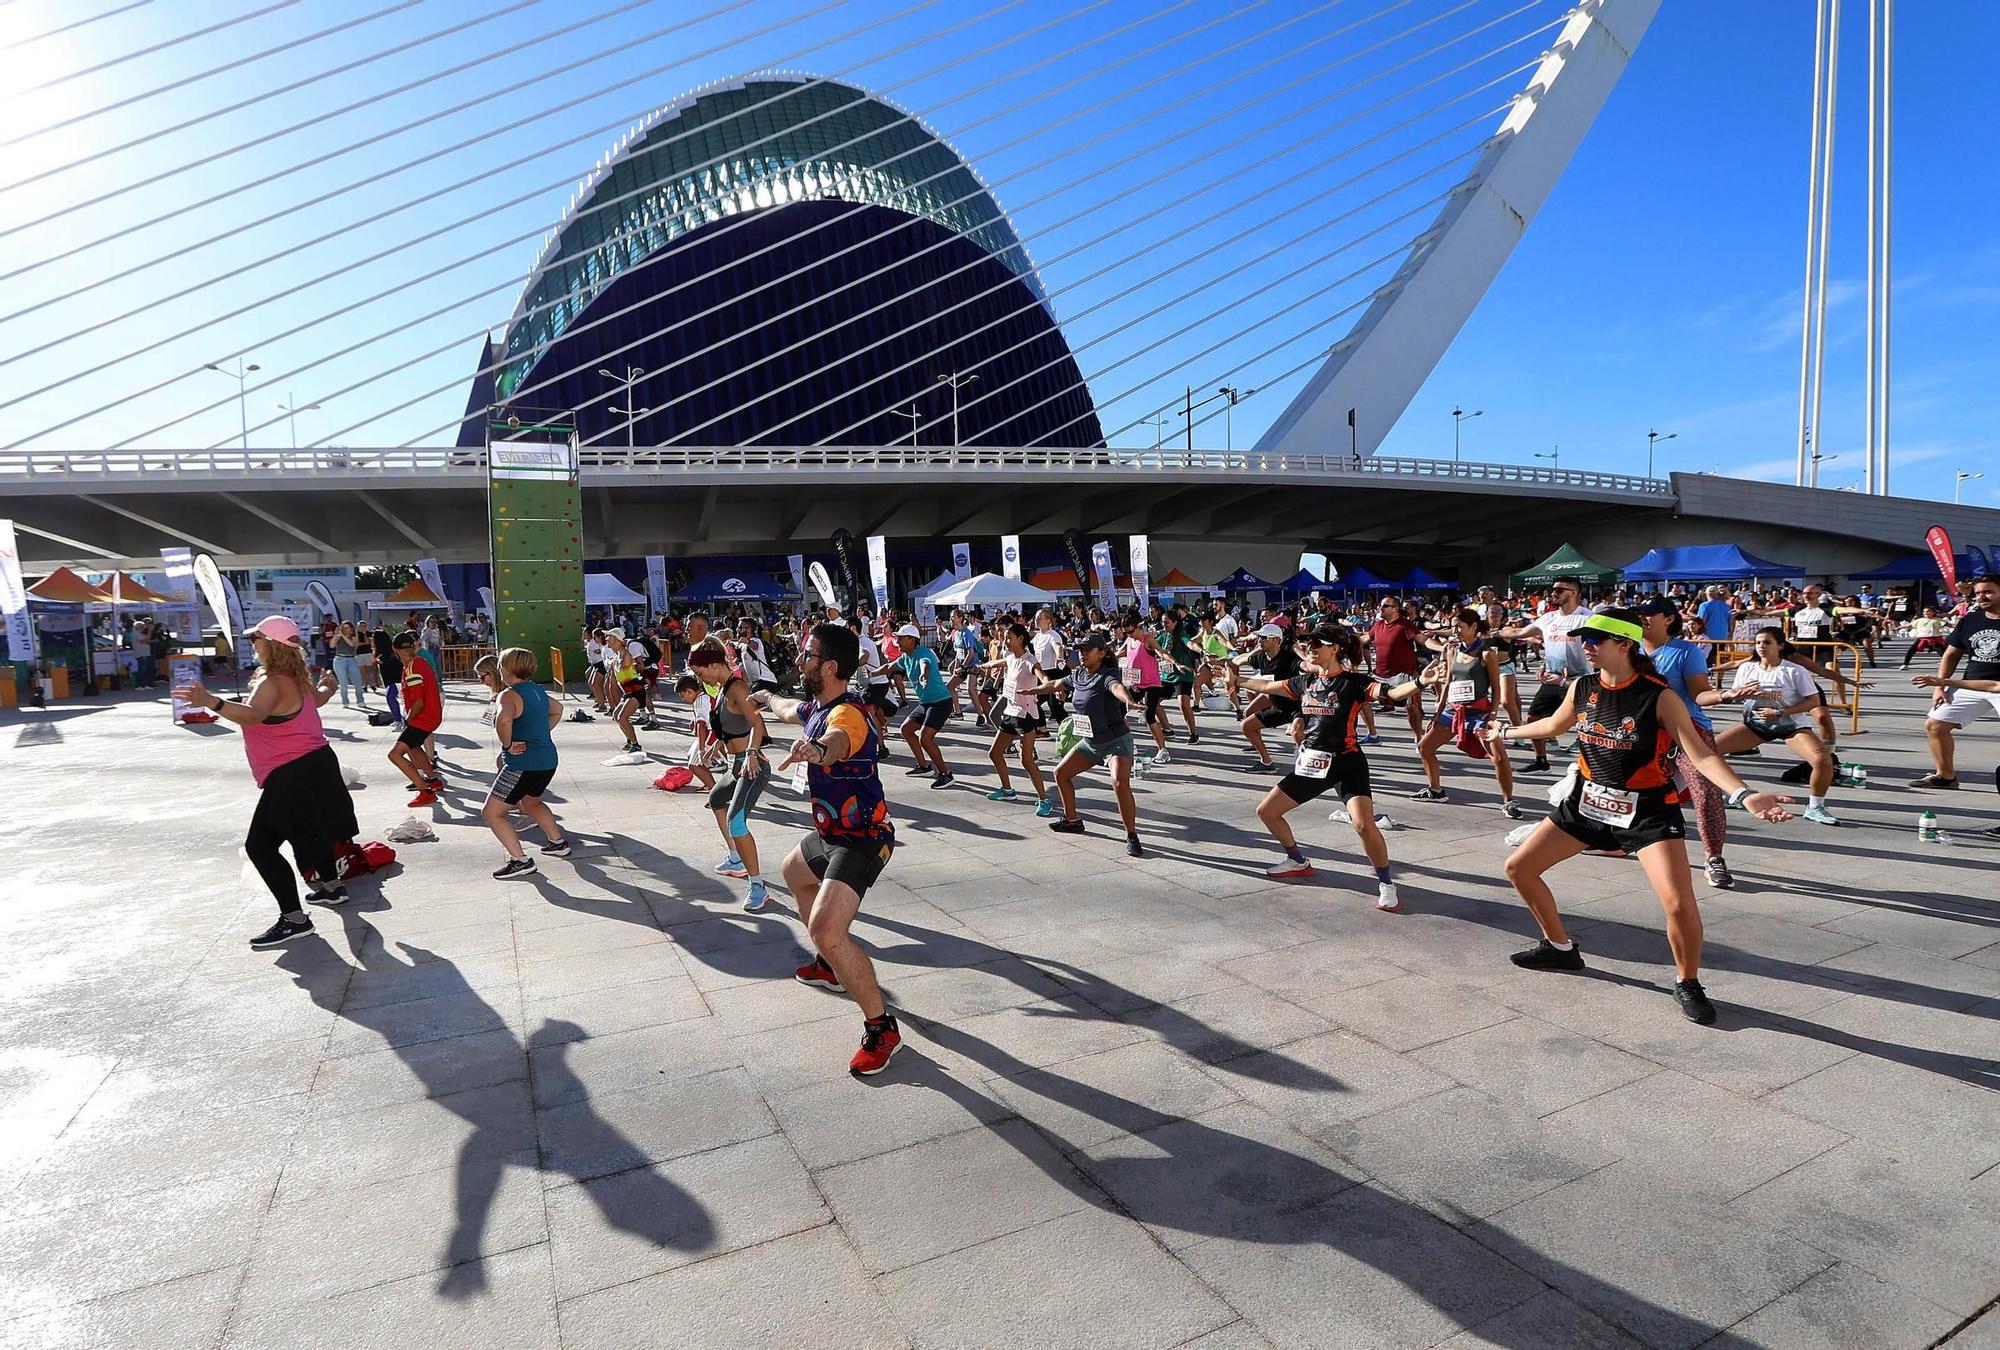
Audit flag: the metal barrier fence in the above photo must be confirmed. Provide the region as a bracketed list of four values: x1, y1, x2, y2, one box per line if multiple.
[1696, 638, 1866, 734]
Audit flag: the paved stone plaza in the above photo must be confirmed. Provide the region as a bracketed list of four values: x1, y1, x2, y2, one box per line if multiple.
[2, 672, 1997, 1348]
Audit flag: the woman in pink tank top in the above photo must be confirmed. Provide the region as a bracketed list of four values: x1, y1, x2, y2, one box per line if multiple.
[175, 615, 359, 949]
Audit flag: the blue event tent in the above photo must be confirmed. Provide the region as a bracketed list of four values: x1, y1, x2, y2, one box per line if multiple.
[1620, 544, 1801, 582]
[1276, 568, 1342, 594]
[1401, 566, 1455, 590]
[673, 570, 799, 602]
[1213, 567, 1278, 591]
[1845, 552, 1971, 582]
[1337, 566, 1398, 591]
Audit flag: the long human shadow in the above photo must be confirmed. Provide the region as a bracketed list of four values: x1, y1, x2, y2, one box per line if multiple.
[274, 917, 715, 1297]
[904, 1016, 1725, 1349]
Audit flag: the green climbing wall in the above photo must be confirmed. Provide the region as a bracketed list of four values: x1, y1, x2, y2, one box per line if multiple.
[487, 434, 584, 688]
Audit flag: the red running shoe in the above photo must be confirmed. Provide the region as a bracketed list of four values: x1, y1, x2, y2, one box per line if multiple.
[423, 776, 445, 792]
[407, 790, 439, 807]
[850, 1016, 901, 1076]
[793, 956, 844, 992]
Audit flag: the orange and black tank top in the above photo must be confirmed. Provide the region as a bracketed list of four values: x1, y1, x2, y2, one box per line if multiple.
[1572, 671, 1677, 796]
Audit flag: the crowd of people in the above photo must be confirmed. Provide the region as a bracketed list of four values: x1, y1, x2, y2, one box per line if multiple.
[171, 568, 2000, 1075]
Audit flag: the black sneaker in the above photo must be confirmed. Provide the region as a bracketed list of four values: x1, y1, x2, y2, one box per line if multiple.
[305, 884, 349, 907]
[1779, 761, 1812, 785]
[1410, 786, 1448, 802]
[1501, 799, 1524, 820]
[1048, 817, 1085, 834]
[1126, 833, 1144, 858]
[903, 765, 934, 776]
[540, 838, 572, 858]
[1187, 730, 1200, 745]
[250, 914, 313, 948]
[1527, 757, 1550, 773]
[1981, 824, 2000, 841]
[1240, 759, 1277, 774]
[492, 856, 537, 880]
[1675, 979, 1718, 1025]
[1510, 939, 1585, 971]
[1910, 773, 1958, 789]
[930, 772, 955, 789]
[1704, 857, 1735, 890]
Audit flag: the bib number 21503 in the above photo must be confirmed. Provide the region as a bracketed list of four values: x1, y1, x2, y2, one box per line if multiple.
[1577, 780, 1637, 827]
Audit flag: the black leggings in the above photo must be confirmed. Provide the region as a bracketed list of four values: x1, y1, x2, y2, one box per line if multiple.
[246, 785, 336, 916]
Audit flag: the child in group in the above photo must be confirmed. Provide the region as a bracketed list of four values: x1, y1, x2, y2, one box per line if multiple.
[676, 672, 719, 793]
[389, 631, 445, 806]
[482, 647, 570, 878]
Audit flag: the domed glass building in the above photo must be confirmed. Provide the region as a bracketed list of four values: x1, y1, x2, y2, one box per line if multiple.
[458, 74, 1103, 449]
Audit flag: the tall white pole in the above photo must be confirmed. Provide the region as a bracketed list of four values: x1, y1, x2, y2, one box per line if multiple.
[1796, 0, 1830, 488]
[1880, 0, 1894, 495]
[1864, 0, 1878, 495]
[1809, 0, 1841, 489]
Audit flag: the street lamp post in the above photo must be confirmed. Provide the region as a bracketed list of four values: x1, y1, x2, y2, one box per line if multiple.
[1956, 470, 1985, 504]
[1142, 413, 1168, 450]
[1179, 386, 1232, 454]
[1811, 450, 1838, 488]
[892, 405, 920, 447]
[934, 371, 978, 446]
[599, 366, 648, 452]
[1646, 428, 1677, 478]
[274, 394, 321, 452]
[1217, 386, 1254, 453]
[1451, 406, 1483, 462]
[1535, 446, 1560, 472]
[204, 358, 261, 451]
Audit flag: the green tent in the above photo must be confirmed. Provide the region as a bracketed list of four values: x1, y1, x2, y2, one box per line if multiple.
[1509, 542, 1621, 590]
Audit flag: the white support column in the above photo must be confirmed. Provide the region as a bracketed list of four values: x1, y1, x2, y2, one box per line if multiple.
[1796, 0, 1831, 488]
[1808, 0, 1841, 490]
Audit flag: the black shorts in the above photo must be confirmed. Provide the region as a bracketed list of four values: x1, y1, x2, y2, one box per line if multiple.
[997, 712, 1045, 737]
[801, 833, 894, 901]
[1139, 686, 1167, 725]
[1276, 751, 1371, 806]
[902, 699, 950, 732]
[1741, 714, 1805, 743]
[1255, 704, 1298, 730]
[1527, 676, 1576, 722]
[863, 683, 897, 712]
[396, 724, 432, 749]
[489, 765, 555, 805]
[1549, 784, 1686, 853]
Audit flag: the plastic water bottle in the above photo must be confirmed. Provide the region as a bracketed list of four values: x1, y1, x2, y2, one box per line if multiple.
[1918, 809, 1939, 844]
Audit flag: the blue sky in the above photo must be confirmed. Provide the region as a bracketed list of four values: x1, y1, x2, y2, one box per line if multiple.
[2, 0, 1994, 505]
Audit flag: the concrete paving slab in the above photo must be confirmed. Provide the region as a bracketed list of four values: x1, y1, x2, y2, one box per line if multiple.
[1410, 1016, 1658, 1117]
[1705, 1262, 1962, 1350]
[983, 1039, 1245, 1154]
[534, 1065, 775, 1186]
[223, 1243, 559, 1350]
[0, 1267, 241, 1350]
[1442, 1288, 1646, 1348]
[1763, 1055, 2000, 1174]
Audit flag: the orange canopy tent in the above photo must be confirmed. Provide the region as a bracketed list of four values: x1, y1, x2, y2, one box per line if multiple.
[369, 576, 449, 610]
[100, 572, 180, 605]
[26, 566, 113, 604]
[1027, 567, 1135, 595]
[1153, 567, 1214, 592]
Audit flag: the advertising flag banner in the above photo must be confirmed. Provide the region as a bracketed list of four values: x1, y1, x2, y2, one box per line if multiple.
[787, 554, 807, 603]
[1001, 535, 1022, 581]
[0, 520, 33, 662]
[866, 535, 891, 616]
[951, 542, 971, 579]
[414, 557, 450, 615]
[644, 555, 670, 616]
[831, 528, 862, 604]
[161, 546, 197, 638]
[1926, 526, 1958, 595]
[1968, 545, 1993, 582]
[304, 579, 339, 621]
[808, 562, 839, 611]
[193, 554, 235, 648]
[218, 572, 249, 656]
[1090, 540, 1118, 613]
[1061, 529, 1090, 594]
[1129, 535, 1151, 613]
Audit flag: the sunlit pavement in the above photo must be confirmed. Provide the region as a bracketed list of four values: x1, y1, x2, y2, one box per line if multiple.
[1, 671, 1996, 1348]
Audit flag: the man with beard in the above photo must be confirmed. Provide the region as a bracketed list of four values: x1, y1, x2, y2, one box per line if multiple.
[756, 623, 901, 1076]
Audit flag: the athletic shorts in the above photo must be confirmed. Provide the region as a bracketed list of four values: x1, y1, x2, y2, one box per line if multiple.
[902, 699, 951, 732]
[1496, 662, 1518, 678]
[801, 833, 893, 901]
[1276, 750, 1371, 806]
[1254, 704, 1299, 730]
[1527, 676, 1577, 722]
[1070, 731, 1135, 765]
[488, 765, 555, 806]
[619, 678, 645, 698]
[707, 752, 770, 819]
[997, 712, 1045, 736]
[863, 683, 897, 713]
[1138, 686, 1166, 725]
[396, 725, 432, 749]
[1928, 688, 2000, 728]
[1741, 714, 1805, 743]
[1548, 783, 1686, 853]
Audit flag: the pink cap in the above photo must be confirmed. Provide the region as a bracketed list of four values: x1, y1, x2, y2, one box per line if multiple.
[246, 615, 305, 648]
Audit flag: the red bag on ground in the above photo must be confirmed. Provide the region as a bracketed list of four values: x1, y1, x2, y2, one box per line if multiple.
[323, 839, 398, 880]
[653, 766, 694, 791]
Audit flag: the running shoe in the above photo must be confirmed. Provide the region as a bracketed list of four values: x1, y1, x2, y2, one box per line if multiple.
[850, 1015, 902, 1076]
[1980, 823, 2000, 840]
[249, 914, 314, 948]
[1801, 805, 1840, 826]
[1910, 773, 1958, 789]
[407, 790, 439, 807]
[794, 956, 844, 992]
[1409, 786, 1449, 801]
[1048, 817, 1086, 835]
[1501, 799, 1524, 820]
[1357, 733, 1382, 747]
[1126, 833, 1144, 858]
[1675, 979, 1718, 1025]
[1241, 760, 1277, 774]
[305, 884, 349, 907]
[423, 775, 446, 792]
[714, 854, 747, 877]
[1526, 757, 1551, 773]
[623, 742, 643, 755]
[1034, 797, 1056, 818]
[744, 879, 769, 913]
[540, 838, 572, 858]
[492, 856, 537, 880]
[1510, 939, 1585, 971]
[986, 787, 1018, 801]
[1376, 882, 1402, 912]
[903, 765, 934, 776]
[1187, 731, 1200, 745]
[1151, 749, 1171, 767]
[930, 772, 955, 789]
[1704, 857, 1734, 889]
[1266, 858, 1314, 879]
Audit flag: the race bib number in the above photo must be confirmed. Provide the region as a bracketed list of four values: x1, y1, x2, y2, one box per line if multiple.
[1293, 746, 1333, 779]
[791, 759, 811, 795]
[1577, 780, 1637, 827]
[1446, 679, 1476, 705]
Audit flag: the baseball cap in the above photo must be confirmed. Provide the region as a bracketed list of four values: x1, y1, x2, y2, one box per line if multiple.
[1636, 596, 1679, 618]
[895, 623, 921, 639]
[1077, 629, 1115, 651]
[246, 615, 304, 649]
[1255, 623, 1285, 640]
[1305, 625, 1345, 646]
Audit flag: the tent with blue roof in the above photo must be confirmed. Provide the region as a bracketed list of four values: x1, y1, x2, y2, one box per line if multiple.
[1401, 566, 1455, 590]
[673, 570, 798, 602]
[1213, 567, 1278, 591]
[1620, 544, 1801, 582]
[1337, 566, 1397, 591]
[1846, 552, 1971, 582]
[1276, 568, 1342, 594]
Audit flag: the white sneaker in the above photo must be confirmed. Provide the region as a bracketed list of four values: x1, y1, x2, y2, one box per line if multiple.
[1801, 805, 1840, 826]
[1151, 749, 1171, 766]
[1376, 882, 1402, 912]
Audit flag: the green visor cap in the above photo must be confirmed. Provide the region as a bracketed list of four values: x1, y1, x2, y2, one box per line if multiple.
[1576, 614, 1644, 643]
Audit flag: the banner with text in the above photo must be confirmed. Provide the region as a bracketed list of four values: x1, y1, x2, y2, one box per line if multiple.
[951, 542, 971, 579]
[414, 557, 450, 616]
[1090, 540, 1118, 614]
[218, 572, 249, 657]
[1001, 535, 1022, 581]
[787, 554, 807, 605]
[0, 520, 32, 662]
[644, 555, 669, 616]
[866, 535, 890, 616]
[1926, 526, 1958, 595]
[161, 546, 197, 638]
[1128, 535, 1151, 614]
[304, 580, 339, 622]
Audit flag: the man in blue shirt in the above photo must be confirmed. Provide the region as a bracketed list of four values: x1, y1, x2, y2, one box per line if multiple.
[1696, 586, 1736, 645]
[892, 623, 955, 787]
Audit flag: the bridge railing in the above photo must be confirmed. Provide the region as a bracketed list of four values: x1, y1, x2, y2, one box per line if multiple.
[0, 443, 1673, 495]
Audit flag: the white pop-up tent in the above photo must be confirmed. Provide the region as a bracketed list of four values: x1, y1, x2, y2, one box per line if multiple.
[925, 572, 1053, 609]
[584, 572, 647, 607]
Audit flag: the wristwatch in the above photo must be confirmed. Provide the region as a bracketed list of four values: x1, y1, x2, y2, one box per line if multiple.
[1727, 786, 1754, 808]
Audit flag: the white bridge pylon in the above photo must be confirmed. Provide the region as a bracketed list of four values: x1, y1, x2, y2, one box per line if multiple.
[1255, 0, 1661, 461]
